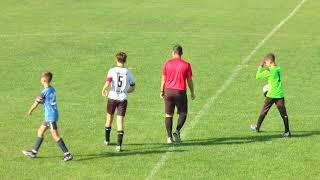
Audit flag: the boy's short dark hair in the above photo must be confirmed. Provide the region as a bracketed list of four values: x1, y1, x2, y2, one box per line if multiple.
[116, 52, 127, 63]
[265, 53, 275, 63]
[41, 71, 53, 82]
[173, 44, 183, 56]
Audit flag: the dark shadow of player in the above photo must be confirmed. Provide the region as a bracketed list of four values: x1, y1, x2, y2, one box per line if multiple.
[178, 130, 320, 147]
[73, 149, 186, 162]
[127, 130, 320, 148]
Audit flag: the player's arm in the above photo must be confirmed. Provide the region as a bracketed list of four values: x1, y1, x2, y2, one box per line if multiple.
[128, 84, 135, 93]
[28, 96, 43, 115]
[256, 66, 271, 79]
[127, 71, 136, 93]
[160, 62, 167, 99]
[160, 75, 165, 98]
[186, 63, 195, 100]
[101, 81, 111, 97]
[256, 59, 271, 79]
[28, 102, 39, 115]
[187, 78, 196, 100]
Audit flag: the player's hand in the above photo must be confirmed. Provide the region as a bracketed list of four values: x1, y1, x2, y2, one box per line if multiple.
[28, 111, 32, 116]
[191, 93, 196, 100]
[102, 90, 108, 97]
[160, 91, 164, 99]
[259, 59, 266, 66]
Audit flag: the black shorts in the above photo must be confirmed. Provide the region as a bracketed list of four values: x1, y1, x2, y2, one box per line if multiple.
[164, 89, 188, 115]
[42, 121, 58, 130]
[260, 97, 286, 115]
[107, 98, 128, 116]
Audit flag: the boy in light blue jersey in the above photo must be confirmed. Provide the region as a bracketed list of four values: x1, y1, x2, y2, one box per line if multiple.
[22, 71, 73, 161]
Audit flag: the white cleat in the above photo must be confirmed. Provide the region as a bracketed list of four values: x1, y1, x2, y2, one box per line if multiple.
[22, 150, 36, 158]
[115, 146, 122, 152]
[104, 141, 110, 146]
[167, 137, 173, 144]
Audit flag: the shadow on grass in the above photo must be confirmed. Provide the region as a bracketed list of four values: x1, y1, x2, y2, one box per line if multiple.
[127, 130, 320, 148]
[35, 131, 320, 160]
[73, 149, 186, 162]
[180, 130, 320, 147]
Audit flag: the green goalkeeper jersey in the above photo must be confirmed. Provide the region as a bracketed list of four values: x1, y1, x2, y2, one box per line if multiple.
[256, 65, 285, 98]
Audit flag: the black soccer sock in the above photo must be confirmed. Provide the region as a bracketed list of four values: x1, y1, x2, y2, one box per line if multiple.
[277, 102, 290, 133]
[279, 109, 290, 132]
[281, 115, 290, 133]
[105, 127, 112, 142]
[56, 138, 69, 154]
[165, 117, 173, 138]
[117, 131, 124, 146]
[176, 114, 187, 131]
[32, 137, 44, 154]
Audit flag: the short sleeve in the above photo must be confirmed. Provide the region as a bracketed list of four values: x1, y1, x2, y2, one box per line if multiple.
[162, 62, 167, 76]
[186, 63, 193, 79]
[35, 90, 46, 104]
[128, 70, 136, 86]
[106, 69, 113, 82]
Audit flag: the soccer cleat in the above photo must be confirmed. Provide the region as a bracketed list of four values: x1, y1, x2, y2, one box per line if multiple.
[104, 141, 110, 146]
[167, 137, 173, 144]
[250, 124, 259, 132]
[115, 146, 122, 152]
[282, 131, 291, 138]
[22, 150, 36, 158]
[173, 130, 181, 143]
[63, 153, 73, 161]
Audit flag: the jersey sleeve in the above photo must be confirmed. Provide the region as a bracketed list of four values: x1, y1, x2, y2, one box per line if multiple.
[35, 89, 46, 104]
[186, 63, 193, 79]
[256, 66, 271, 79]
[128, 70, 136, 86]
[106, 69, 113, 82]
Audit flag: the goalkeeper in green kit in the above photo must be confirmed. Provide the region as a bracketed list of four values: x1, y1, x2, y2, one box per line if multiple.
[250, 53, 291, 137]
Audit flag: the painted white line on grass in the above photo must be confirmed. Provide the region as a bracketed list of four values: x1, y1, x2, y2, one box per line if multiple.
[146, 0, 307, 179]
[0, 31, 297, 38]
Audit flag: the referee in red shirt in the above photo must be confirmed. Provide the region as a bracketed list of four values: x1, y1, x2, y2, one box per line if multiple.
[160, 45, 195, 144]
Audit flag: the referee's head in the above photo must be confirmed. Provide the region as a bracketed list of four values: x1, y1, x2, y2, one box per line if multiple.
[172, 44, 183, 57]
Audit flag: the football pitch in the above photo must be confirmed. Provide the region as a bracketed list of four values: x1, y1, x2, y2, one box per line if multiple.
[1, 0, 320, 179]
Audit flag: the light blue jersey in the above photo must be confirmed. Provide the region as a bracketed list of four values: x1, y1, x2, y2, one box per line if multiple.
[37, 86, 59, 122]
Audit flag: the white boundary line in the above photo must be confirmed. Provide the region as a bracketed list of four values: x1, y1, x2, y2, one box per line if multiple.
[146, 0, 307, 179]
[0, 31, 264, 38]
[0, 31, 307, 38]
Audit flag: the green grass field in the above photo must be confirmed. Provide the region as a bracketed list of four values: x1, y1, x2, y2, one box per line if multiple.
[1, 0, 320, 179]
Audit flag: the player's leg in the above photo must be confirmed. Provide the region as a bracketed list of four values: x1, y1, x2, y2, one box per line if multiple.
[49, 122, 73, 161]
[174, 92, 188, 142]
[115, 100, 127, 152]
[251, 97, 274, 132]
[105, 99, 117, 145]
[164, 90, 175, 144]
[275, 98, 291, 137]
[22, 123, 48, 158]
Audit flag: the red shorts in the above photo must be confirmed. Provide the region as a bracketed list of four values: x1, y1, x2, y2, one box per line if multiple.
[107, 99, 128, 116]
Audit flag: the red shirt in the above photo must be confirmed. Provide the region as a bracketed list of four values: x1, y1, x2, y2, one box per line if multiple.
[162, 58, 193, 90]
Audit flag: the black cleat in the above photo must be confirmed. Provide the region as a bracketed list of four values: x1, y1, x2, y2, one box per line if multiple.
[63, 153, 73, 161]
[173, 130, 181, 143]
[282, 131, 291, 138]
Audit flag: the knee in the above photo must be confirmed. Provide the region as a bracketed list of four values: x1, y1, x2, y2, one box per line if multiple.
[166, 114, 173, 117]
[259, 111, 267, 117]
[51, 131, 60, 140]
[277, 104, 284, 109]
[37, 129, 45, 137]
[179, 113, 187, 119]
